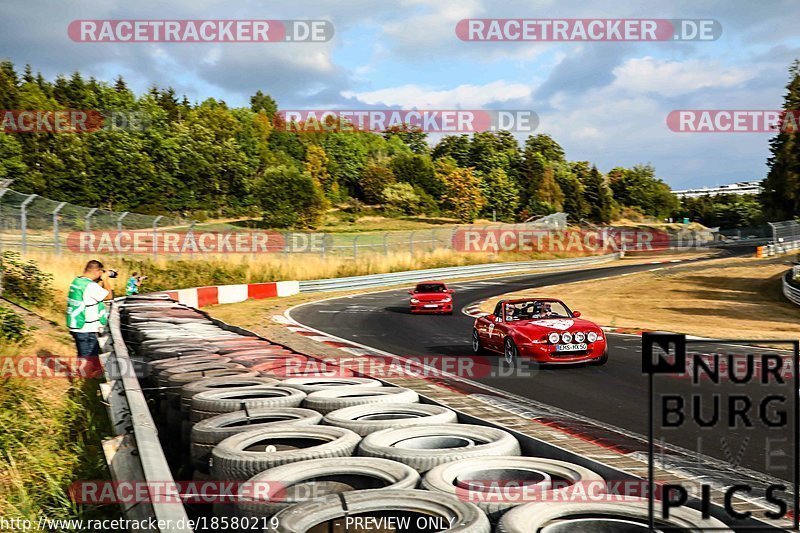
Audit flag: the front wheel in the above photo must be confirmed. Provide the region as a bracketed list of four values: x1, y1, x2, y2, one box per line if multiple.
[592, 349, 609, 365]
[504, 338, 518, 365]
[472, 329, 484, 354]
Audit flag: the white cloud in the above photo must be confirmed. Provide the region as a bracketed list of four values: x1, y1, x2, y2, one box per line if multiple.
[609, 57, 755, 97]
[342, 80, 533, 108]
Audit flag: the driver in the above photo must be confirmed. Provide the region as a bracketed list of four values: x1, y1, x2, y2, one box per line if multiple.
[540, 302, 554, 318]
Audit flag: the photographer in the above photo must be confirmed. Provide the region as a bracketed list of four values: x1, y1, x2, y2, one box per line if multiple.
[66, 260, 114, 358]
[125, 272, 146, 296]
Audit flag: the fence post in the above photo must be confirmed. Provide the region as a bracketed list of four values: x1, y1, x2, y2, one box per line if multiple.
[321, 233, 327, 259]
[383, 232, 389, 256]
[409, 231, 415, 255]
[353, 235, 359, 260]
[0, 188, 8, 296]
[430, 228, 436, 252]
[20, 194, 36, 254]
[117, 211, 129, 231]
[85, 207, 97, 232]
[152, 215, 163, 260]
[52, 201, 66, 255]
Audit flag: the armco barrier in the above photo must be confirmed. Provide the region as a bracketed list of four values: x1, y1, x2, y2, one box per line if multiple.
[783, 270, 800, 306]
[298, 253, 621, 292]
[101, 297, 193, 532]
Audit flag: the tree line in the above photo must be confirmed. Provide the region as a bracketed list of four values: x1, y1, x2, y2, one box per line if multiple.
[0, 60, 682, 227]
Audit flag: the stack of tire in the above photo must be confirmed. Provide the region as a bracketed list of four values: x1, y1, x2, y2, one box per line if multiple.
[119, 297, 732, 533]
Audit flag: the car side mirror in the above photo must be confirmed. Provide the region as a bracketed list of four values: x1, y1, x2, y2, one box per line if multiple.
[448, 289, 455, 294]
[573, 310, 581, 317]
[408, 290, 414, 295]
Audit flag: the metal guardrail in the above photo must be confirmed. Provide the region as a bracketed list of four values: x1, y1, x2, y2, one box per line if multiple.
[782, 270, 800, 306]
[103, 299, 194, 532]
[298, 253, 621, 292]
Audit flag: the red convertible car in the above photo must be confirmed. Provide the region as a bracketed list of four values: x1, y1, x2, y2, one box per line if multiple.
[409, 281, 454, 314]
[472, 298, 608, 365]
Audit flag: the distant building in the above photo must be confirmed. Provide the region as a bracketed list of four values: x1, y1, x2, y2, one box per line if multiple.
[672, 180, 762, 199]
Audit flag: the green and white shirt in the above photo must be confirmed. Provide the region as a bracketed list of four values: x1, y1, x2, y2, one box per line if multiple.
[66, 277, 109, 333]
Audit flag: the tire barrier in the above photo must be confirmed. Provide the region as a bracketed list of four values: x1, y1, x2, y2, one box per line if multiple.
[266, 489, 491, 533]
[303, 387, 419, 414]
[190, 386, 307, 423]
[190, 408, 322, 473]
[496, 498, 732, 532]
[276, 377, 382, 394]
[323, 402, 458, 436]
[180, 376, 279, 413]
[210, 426, 361, 480]
[358, 424, 521, 473]
[236, 457, 420, 518]
[422, 456, 604, 521]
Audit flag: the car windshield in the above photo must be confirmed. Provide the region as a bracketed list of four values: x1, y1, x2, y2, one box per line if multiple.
[504, 300, 571, 321]
[415, 284, 446, 293]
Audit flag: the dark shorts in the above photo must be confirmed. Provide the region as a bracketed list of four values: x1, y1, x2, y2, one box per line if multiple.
[72, 331, 100, 357]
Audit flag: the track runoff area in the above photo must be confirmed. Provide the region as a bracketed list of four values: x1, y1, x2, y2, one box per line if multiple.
[288, 252, 796, 530]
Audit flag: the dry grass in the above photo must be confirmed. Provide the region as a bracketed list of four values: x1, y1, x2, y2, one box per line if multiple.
[0, 308, 116, 524]
[24, 248, 598, 306]
[479, 256, 799, 340]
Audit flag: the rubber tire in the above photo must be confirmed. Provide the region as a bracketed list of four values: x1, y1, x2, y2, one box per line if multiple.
[303, 387, 419, 415]
[422, 456, 604, 521]
[276, 377, 382, 394]
[236, 457, 420, 518]
[472, 329, 485, 355]
[190, 386, 306, 423]
[358, 423, 520, 473]
[191, 408, 323, 473]
[504, 338, 517, 365]
[181, 376, 279, 413]
[266, 489, 490, 533]
[496, 498, 731, 532]
[210, 426, 361, 480]
[323, 403, 458, 436]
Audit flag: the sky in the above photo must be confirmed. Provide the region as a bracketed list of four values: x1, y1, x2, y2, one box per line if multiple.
[1, 0, 799, 189]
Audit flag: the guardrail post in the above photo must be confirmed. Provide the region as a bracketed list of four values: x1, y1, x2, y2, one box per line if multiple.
[52, 201, 66, 255]
[85, 207, 97, 232]
[20, 194, 36, 254]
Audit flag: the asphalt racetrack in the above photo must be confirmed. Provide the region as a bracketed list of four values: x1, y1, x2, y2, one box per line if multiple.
[291, 252, 795, 481]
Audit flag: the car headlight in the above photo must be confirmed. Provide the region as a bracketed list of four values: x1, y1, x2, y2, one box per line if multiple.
[548, 332, 560, 344]
[442, 297, 452, 302]
[587, 331, 598, 342]
[574, 332, 586, 343]
[561, 332, 573, 343]
[410, 298, 419, 304]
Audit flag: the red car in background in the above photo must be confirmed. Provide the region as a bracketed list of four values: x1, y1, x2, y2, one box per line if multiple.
[472, 298, 608, 365]
[409, 281, 454, 314]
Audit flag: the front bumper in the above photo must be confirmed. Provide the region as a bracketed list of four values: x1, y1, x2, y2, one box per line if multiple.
[410, 301, 453, 313]
[519, 341, 607, 363]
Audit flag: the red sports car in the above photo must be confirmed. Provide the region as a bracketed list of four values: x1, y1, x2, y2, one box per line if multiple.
[409, 281, 454, 314]
[472, 298, 608, 365]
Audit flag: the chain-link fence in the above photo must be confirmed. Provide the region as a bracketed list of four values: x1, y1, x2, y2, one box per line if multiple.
[0, 187, 572, 259]
[0, 188, 184, 254]
[769, 220, 800, 245]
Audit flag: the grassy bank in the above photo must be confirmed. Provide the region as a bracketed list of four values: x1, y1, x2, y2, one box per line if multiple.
[0, 256, 118, 527]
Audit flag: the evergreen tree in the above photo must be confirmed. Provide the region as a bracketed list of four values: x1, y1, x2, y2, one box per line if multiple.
[581, 165, 613, 223]
[761, 60, 800, 219]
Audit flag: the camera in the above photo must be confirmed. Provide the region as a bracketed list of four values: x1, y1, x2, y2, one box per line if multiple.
[106, 269, 118, 279]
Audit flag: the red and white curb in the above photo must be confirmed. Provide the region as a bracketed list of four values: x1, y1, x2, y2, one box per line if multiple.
[153, 280, 299, 308]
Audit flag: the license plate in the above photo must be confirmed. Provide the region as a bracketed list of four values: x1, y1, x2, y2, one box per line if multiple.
[556, 343, 587, 352]
[424, 304, 439, 308]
